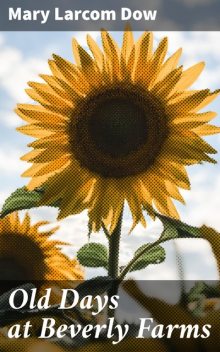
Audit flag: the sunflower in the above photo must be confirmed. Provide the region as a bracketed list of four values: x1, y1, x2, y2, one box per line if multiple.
[0, 212, 84, 290]
[16, 30, 220, 233]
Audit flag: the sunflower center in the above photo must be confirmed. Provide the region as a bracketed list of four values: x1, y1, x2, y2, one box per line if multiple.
[69, 87, 168, 178]
[0, 257, 31, 294]
[0, 233, 47, 282]
[89, 98, 148, 157]
[0, 258, 28, 281]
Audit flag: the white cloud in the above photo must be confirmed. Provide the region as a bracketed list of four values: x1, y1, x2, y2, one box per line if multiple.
[180, 166, 220, 230]
[155, 32, 220, 58]
[0, 110, 21, 128]
[154, 32, 220, 86]
[0, 149, 25, 174]
[0, 35, 49, 102]
[0, 31, 100, 111]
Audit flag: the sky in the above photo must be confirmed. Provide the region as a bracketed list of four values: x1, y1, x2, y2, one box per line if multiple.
[0, 31, 220, 282]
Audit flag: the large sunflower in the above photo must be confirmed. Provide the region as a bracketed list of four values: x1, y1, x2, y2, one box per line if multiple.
[17, 30, 220, 233]
[0, 212, 84, 288]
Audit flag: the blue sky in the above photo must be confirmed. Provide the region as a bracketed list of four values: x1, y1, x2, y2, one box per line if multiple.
[0, 31, 220, 281]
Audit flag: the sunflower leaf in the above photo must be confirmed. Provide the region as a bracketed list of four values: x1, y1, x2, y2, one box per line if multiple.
[77, 243, 108, 269]
[0, 187, 59, 218]
[156, 212, 201, 240]
[129, 244, 166, 272]
[160, 222, 179, 241]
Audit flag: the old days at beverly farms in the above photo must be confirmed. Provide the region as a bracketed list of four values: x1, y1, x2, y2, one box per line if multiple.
[7, 288, 213, 343]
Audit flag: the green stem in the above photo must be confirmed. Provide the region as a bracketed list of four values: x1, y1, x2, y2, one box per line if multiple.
[107, 210, 123, 318]
[119, 237, 166, 281]
[108, 215, 122, 278]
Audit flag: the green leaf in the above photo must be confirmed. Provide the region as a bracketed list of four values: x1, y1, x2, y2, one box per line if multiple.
[160, 222, 179, 241]
[1, 187, 42, 218]
[0, 187, 59, 218]
[77, 243, 108, 269]
[187, 282, 207, 303]
[156, 212, 201, 240]
[130, 245, 166, 272]
[188, 282, 220, 303]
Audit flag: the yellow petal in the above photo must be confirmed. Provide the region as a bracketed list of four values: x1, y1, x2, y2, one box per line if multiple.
[27, 82, 73, 107]
[21, 149, 43, 161]
[148, 37, 168, 86]
[58, 178, 94, 220]
[196, 89, 220, 111]
[193, 124, 220, 136]
[165, 180, 185, 204]
[170, 111, 217, 128]
[101, 30, 120, 80]
[87, 34, 103, 70]
[155, 48, 182, 83]
[16, 104, 67, 124]
[27, 175, 50, 190]
[162, 146, 214, 166]
[167, 89, 211, 115]
[39, 74, 73, 101]
[52, 54, 90, 92]
[23, 146, 70, 163]
[157, 160, 190, 190]
[22, 156, 69, 178]
[72, 39, 101, 83]
[28, 134, 68, 148]
[151, 67, 182, 99]
[121, 25, 134, 62]
[175, 62, 205, 91]
[134, 32, 153, 82]
[17, 124, 53, 138]
[167, 132, 217, 154]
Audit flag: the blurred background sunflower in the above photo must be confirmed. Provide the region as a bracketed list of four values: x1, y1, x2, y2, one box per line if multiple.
[16, 30, 220, 234]
[0, 212, 84, 293]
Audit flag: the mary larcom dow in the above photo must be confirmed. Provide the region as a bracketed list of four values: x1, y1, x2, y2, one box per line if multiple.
[9, 7, 157, 23]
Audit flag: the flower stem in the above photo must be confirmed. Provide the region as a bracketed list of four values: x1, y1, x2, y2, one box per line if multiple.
[108, 215, 122, 278]
[119, 237, 165, 281]
[107, 210, 123, 318]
